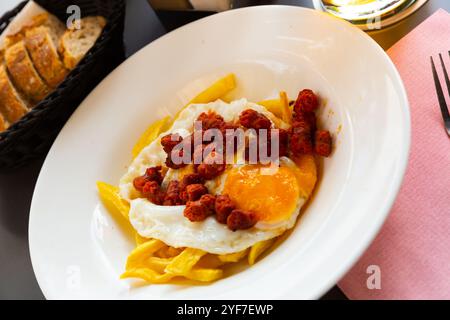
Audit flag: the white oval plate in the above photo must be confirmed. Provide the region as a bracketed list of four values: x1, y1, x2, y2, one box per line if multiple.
[29, 6, 410, 300]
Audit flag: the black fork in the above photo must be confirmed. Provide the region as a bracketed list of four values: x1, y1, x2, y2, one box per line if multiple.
[431, 52, 450, 137]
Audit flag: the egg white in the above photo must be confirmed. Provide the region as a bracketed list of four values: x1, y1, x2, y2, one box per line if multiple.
[119, 99, 304, 255]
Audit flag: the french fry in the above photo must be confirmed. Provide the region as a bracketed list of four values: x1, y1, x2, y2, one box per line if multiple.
[132, 116, 171, 158]
[190, 73, 236, 104]
[248, 239, 276, 265]
[259, 91, 292, 124]
[171, 73, 236, 123]
[135, 233, 150, 246]
[126, 239, 166, 270]
[258, 99, 284, 119]
[96, 182, 130, 220]
[165, 248, 206, 276]
[218, 249, 249, 263]
[121, 268, 174, 284]
[145, 257, 173, 273]
[196, 254, 226, 269]
[185, 268, 223, 282]
[279, 91, 292, 124]
[156, 246, 184, 259]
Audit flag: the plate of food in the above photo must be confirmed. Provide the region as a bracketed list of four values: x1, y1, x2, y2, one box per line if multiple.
[29, 6, 410, 299]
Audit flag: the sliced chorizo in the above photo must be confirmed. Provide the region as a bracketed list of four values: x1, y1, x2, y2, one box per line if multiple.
[142, 181, 165, 205]
[180, 183, 208, 202]
[184, 201, 212, 222]
[315, 130, 332, 157]
[239, 109, 272, 130]
[133, 166, 163, 192]
[227, 210, 258, 231]
[294, 89, 319, 114]
[197, 111, 225, 131]
[199, 194, 216, 211]
[215, 194, 236, 224]
[289, 122, 314, 156]
[163, 180, 183, 206]
[180, 173, 205, 190]
[161, 133, 182, 154]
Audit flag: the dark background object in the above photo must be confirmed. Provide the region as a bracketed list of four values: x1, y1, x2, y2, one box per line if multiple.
[0, 0, 125, 169]
[0, 0, 447, 300]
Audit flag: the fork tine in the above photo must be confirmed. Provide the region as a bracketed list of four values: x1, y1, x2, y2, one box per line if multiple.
[439, 54, 450, 103]
[431, 56, 450, 136]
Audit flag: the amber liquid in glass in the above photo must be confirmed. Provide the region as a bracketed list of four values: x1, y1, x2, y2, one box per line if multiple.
[320, 0, 415, 21]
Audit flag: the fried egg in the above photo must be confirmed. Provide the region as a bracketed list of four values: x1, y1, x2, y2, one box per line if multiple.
[119, 99, 316, 255]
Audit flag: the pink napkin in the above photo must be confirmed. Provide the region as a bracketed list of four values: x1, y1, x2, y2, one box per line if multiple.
[338, 9, 450, 300]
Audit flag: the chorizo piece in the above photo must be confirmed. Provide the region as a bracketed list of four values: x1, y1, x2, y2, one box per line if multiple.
[294, 89, 319, 113]
[227, 210, 258, 231]
[133, 176, 148, 192]
[215, 194, 236, 224]
[133, 166, 163, 191]
[289, 122, 314, 155]
[145, 166, 164, 184]
[278, 128, 289, 158]
[197, 111, 225, 131]
[192, 143, 208, 166]
[180, 184, 208, 202]
[292, 111, 317, 132]
[196, 150, 226, 180]
[197, 162, 226, 180]
[199, 194, 216, 211]
[180, 173, 205, 190]
[163, 180, 183, 206]
[165, 149, 188, 169]
[161, 133, 182, 154]
[239, 109, 272, 130]
[142, 181, 165, 205]
[315, 130, 332, 157]
[184, 201, 213, 222]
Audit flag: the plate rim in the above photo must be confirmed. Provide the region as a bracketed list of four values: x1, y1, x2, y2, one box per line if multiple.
[28, 5, 411, 300]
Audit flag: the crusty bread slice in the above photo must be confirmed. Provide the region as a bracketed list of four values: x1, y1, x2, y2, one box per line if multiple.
[0, 64, 30, 123]
[4, 13, 64, 49]
[25, 26, 68, 88]
[5, 40, 50, 102]
[0, 112, 8, 132]
[59, 16, 107, 70]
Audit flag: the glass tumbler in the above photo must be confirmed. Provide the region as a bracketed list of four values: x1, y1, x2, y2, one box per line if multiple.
[318, 0, 417, 22]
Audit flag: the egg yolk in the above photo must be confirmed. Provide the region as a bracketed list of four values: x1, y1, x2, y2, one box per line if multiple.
[222, 164, 301, 224]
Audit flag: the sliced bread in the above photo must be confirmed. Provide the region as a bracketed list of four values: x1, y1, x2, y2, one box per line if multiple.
[59, 16, 107, 70]
[0, 64, 30, 123]
[4, 13, 64, 49]
[25, 25, 68, 88]
[5, 40, 50, 102]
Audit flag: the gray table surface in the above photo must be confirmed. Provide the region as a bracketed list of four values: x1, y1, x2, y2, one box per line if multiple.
[0, 0, 447, 300]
